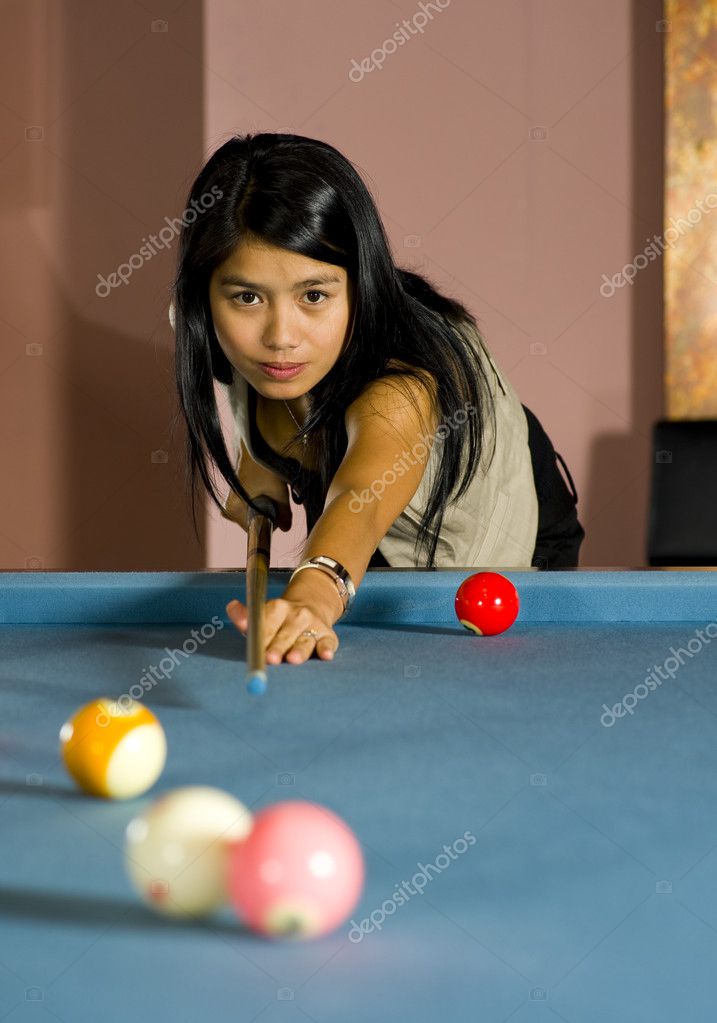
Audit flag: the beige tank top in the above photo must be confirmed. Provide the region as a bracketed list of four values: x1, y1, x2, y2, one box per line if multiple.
[376, 323, 538, 567]
[223, 323, 538, 568]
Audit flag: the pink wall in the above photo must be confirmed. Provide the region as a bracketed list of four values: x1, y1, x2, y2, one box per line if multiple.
[207, 0, 665, 568]
[0, 1, 664, 570]
[0, 0, 206, 569]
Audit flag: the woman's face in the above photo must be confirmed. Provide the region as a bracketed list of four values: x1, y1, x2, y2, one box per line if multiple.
[209, 235, 354, 399]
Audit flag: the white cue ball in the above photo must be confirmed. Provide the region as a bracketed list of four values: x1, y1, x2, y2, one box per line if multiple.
[125, 785, 253, 918]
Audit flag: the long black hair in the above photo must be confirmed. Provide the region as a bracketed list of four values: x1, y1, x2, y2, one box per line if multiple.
[172, 132, 496, 567]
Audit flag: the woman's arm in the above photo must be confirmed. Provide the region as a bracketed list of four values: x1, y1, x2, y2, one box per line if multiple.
[282, 370, 439, 615]
[226, 369, 439, 665]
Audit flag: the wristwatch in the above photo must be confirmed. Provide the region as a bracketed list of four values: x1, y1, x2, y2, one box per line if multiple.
[289, 555, 356, 616]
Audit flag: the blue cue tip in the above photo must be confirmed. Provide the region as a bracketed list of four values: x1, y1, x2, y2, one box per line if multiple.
[246, 670, 268, 696]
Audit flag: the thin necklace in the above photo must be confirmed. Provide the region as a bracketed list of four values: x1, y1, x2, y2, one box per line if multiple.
[284, 399, 308, 447]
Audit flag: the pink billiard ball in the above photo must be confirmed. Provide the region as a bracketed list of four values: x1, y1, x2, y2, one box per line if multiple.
[228, 801, 364, 939]
[455, 571, 519, 636]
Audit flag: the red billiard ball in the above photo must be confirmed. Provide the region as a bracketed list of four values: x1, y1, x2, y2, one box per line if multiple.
[455, 571, 519, 636]
[228, 801, 364, 940]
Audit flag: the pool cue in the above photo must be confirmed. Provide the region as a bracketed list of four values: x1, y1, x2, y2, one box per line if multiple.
[244, 495, 279, 696]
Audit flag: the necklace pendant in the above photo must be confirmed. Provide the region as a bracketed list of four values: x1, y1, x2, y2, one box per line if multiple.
[284, 398, 309, 447]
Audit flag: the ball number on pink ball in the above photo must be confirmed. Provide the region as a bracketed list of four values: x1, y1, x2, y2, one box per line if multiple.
[228, 801, 364, 939]
[455, 571, 519, 636]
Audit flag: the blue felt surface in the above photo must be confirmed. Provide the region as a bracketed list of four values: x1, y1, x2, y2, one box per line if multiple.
[1, 572, 717, 1020]
[1, 569, 717, 623]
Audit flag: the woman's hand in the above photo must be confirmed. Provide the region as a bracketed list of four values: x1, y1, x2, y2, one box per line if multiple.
[226, 595, 340, 664]
[222, 485, 292, 533]
[221, 440, 293, 532]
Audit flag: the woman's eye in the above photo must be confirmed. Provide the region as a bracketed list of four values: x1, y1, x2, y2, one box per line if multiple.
[231, 290, 329, 306]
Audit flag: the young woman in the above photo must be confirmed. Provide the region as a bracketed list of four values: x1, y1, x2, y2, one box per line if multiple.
[172, 132, 584, 667]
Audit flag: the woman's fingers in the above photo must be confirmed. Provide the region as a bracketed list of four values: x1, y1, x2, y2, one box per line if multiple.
[276, 503, 293, 531]
[220, 491, 292, 532]
[266, 606, 317, 663]
[275, 630, 339, 664]
[226, 599, 246, 631]
[225, 598, 339, 664]
[273, 625, 339, 665]
[314, 634, 338, 661]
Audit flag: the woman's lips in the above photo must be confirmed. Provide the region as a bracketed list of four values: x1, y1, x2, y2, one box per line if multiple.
[258, 363, 307, 380]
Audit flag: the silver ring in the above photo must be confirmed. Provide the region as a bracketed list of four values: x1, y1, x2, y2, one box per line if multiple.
[300, 629, 321, 639]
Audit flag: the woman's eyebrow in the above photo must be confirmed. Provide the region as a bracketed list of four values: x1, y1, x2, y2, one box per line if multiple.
[218, 272, 343, 290]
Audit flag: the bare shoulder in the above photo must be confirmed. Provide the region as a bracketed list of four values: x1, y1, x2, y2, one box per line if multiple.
[352, 358, 438, 408]
[345, 359, 439, 441]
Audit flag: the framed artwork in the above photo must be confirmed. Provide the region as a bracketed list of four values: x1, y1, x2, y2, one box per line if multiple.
[665, 0, 717, 417]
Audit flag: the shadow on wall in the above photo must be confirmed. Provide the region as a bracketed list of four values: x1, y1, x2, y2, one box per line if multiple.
[580, 0, 664, 566]
[61, 2, 208, 569]
[0, 0, 206, 569]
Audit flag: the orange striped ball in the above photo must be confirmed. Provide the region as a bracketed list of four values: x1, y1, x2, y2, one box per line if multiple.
[60, 698, 166, 799]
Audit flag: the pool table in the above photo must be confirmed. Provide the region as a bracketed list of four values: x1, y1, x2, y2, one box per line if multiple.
[2, 569, 717, 1022]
